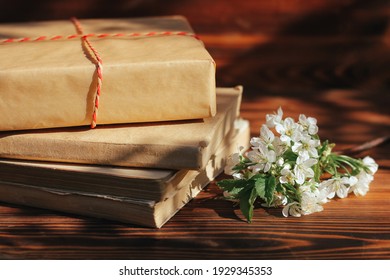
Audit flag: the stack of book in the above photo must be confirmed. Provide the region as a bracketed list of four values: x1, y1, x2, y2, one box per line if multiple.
[0, 87, 250, 227]
[0, 17, 250, 228]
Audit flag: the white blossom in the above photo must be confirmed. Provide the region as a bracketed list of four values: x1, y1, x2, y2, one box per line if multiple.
[300, 191, 323, 215]
[349, 171, 373, 196]
[247, 143, 276, 173]
[299, 114, 319, 135]
[299, 182, 326, 215]
[224, 146, 244, 176]
[283, 181, 328, 217]
[266, 107, 283, 128]
[275, 117, 302, 145]
[347, 156, 378, 196]
[220, 106, 378, 222]
[232, 172, 244, 180]
[282, 202, 301, 217]
[250, 125, 275, 149]
[293, 154, 318, 185]
[279, 164, 295, 184]
[272, 136, 288, 157]
[292, 134, 320, 158]
[317, 183, 330, 204]
[320, 176, 357, 199]
[276, 157, 284, 167]
[362, 156, 378, 175]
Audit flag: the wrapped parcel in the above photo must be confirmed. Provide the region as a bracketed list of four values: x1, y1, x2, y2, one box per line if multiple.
[0, 16, 216, 131]
[0, 87, 242, 170]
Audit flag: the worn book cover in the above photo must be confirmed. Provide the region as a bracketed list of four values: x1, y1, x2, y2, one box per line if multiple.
[0, 86, 243, 170]
[0, 119, 248, 201]
[0, 119, 250, 228]
[0, 16, 215, 131]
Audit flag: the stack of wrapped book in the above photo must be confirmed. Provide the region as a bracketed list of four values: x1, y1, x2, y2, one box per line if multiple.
[0, 16, 250, 228]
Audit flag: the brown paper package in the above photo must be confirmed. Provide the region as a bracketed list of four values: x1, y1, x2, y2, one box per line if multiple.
[0, 87, 242, 170]
[0, 16, 216, 131]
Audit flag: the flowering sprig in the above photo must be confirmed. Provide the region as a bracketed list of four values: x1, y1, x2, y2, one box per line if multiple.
[217, 108, 378, 222]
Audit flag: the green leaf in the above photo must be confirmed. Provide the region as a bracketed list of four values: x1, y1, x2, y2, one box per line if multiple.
[218, 174, 275, 222]
[318, 140, 328, 156]
[284, 183, 298, 200]
[217, 179, 248, 199]
[232, 163, 246, 172]
[283, 149, 298, 162]
[275, 182, 284, 193]
[239, 187, 258, 223]
[254, 176, 266, 200]
[232, 157, 253, 172]
[313, 162, 322, 182]
[350, 168, 360, 176]
[264, 175, 276, 206]
[217, 179, 246, 192]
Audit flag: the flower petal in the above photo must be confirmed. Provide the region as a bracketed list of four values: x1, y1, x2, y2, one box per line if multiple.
[282, 205, 290, 217]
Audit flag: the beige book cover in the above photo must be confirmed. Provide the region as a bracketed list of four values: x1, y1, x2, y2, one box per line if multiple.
[0, 119, 250, 228]
[0, 119, 247, 201]
[0, 86, 243, 170]
[0, 16, 215, 131]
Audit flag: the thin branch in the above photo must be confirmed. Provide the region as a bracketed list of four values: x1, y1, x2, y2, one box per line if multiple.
[336, 136, 389, 156]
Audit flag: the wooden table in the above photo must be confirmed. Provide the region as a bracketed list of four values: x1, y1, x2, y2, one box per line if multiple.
[1, 2, 390, 259]
[1, 91, 388, 259]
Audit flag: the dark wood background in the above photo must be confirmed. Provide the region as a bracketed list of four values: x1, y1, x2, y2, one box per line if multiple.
[1, 0, 389, 91]
[0, 0, 389, 259]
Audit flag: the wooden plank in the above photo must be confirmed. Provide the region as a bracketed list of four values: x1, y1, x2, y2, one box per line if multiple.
[0, 88, 389, 259]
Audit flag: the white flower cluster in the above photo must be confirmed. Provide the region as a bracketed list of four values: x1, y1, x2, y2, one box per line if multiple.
[223, 107, 378, 219]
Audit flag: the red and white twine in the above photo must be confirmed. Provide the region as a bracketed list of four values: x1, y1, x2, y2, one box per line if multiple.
[1, 17, 199, 128]
[70, 17, 103, 128]
[1, 31, 199, 44]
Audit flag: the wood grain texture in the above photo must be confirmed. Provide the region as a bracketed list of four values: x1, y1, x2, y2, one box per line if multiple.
[0, 0, 389, 260]
[0, 94, 388, 260]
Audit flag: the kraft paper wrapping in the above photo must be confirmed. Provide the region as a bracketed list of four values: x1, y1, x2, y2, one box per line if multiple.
[0, 87, 242, 170]
[0, 16, 216, 131]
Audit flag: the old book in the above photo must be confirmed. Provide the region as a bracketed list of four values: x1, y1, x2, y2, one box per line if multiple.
[0, 119, 250, 228]
[0, 119, 248, 201]
[0, 16, 215, 131]
[0, 86, 242, 170]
